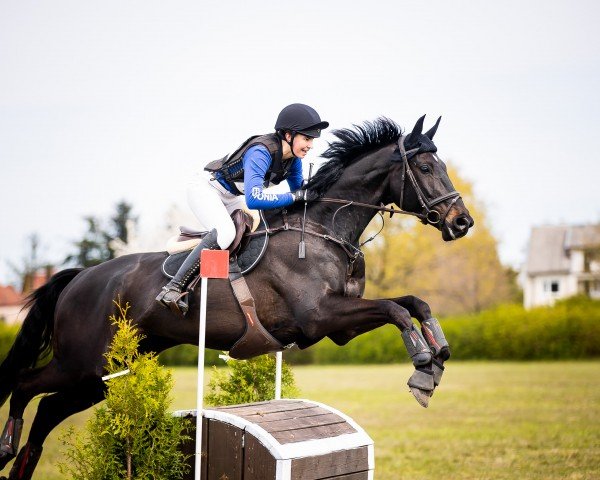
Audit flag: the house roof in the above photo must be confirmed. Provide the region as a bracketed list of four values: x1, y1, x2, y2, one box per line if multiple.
[525, 224, 600, 275]
[0, 285, 24, 307]
[565, 224, 600, 250]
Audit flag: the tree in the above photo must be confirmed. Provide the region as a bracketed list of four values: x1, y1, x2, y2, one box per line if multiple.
[363, 164, 518, 315]
[6, 233, 54, 293]
[59, 301, 189, 480]
[65, 200, 137, 267]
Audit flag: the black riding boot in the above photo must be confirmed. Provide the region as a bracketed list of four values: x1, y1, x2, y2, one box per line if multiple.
[156, 229, 220, 315]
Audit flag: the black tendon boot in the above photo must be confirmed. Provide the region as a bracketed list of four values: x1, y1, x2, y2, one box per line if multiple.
[156, 229, 220, 315]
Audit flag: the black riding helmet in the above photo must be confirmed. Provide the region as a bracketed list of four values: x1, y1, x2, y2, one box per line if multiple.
[275, 103, 329, 138]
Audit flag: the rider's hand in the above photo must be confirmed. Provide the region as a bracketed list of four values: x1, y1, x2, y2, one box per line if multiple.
[292, 189, 319, 203]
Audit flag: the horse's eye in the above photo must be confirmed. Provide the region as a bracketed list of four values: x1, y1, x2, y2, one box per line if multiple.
[420, 165, 431, 173]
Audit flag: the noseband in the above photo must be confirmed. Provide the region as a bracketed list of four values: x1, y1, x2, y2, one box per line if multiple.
[395, 135, 461, 226]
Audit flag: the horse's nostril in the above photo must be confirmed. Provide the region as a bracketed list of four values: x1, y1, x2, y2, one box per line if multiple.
[453, 215, 470, 231]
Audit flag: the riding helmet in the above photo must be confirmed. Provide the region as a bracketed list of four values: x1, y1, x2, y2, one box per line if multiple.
[275, 103, 329, 138]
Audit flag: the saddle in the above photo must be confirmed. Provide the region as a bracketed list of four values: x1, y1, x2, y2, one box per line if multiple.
[163, 210, 269, 277]
[162, 210, 283, 360]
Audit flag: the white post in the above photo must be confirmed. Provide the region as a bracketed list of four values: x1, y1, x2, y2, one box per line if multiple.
[195, 277, 208, 480]
[275, 351, 282, 400]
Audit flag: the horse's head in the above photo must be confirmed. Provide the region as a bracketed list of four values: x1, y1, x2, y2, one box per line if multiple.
[388, 115, 474, 241]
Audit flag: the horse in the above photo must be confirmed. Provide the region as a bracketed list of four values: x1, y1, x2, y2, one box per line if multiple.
[0, 115, 473, 479]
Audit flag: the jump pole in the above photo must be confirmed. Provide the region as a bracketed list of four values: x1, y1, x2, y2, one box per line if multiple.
[274, 351, 282, 400]
[195, 248, 229, 480]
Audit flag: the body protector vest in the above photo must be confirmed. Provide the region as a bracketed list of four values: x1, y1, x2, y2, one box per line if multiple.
[204, 133, 295, 195]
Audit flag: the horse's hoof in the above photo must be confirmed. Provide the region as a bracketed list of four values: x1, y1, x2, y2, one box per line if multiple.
[0, 453, 14, 471]
[409, 387, 430, 408]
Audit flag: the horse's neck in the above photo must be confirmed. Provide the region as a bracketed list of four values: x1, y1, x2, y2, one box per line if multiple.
[310, 148, 392, 245]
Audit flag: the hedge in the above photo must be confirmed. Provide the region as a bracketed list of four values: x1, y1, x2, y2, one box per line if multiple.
[294, 296, 600, 364]
[2, 297, 599, 367]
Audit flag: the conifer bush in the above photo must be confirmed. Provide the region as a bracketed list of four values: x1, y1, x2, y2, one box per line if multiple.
[206, 354, 299, 406]
[59, 301, 189, 480]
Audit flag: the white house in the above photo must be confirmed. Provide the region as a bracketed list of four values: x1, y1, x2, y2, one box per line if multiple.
[523, 224, 600, 309]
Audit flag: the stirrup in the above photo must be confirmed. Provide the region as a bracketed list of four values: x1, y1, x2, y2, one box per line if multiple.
[156, 284, 189, 315]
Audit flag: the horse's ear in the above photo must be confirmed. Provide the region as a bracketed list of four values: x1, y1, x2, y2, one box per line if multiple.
[425, 116, 441, 140]
[407, 115, 426, 144]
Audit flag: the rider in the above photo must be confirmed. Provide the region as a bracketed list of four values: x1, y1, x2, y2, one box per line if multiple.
[156, 103, 329, 314]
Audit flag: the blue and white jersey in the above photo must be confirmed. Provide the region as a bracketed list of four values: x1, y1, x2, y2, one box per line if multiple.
[216, 145, 303, 210]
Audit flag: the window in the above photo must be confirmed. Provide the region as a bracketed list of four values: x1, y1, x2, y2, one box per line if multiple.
[543, 279, 560, 294]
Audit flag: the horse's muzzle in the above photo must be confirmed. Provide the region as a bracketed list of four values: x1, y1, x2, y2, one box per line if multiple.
[442, 213, 474, 241]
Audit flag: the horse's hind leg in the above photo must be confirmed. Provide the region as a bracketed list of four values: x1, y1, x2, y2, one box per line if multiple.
[0, 359, 81, 471]
[6, 379, 105, 480]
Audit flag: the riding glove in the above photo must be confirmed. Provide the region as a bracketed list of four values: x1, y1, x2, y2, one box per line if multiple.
[292, 189, 319, 203]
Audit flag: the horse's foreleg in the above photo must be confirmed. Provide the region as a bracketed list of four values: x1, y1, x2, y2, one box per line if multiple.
[391, 295, 450, 392]
[305, 296, 434, 407]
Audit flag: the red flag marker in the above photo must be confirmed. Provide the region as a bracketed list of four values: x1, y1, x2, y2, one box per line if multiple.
[200, 249, 229, 278]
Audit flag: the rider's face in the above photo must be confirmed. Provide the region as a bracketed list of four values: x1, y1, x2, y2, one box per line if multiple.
[286, 133, 314, 158]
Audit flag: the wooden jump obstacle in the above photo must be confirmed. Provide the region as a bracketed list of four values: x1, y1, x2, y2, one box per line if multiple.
[175, 398, 374, 480]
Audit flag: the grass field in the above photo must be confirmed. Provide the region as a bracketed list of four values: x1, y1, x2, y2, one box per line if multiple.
[1, 361, 598, 479]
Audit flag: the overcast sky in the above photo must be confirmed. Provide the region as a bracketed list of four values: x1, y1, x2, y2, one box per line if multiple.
[1, 0, 599, 285]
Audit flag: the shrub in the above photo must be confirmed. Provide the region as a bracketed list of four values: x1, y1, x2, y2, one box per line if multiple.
[59, 302, 190, 480]
[205, 354, 299, 406]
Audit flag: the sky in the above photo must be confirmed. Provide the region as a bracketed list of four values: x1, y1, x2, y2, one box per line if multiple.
[1, 0, 599, 285]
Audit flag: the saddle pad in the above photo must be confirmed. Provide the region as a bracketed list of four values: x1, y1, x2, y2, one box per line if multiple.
[161, 212, 269, 278]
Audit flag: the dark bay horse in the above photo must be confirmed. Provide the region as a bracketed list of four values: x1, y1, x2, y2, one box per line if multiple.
[0, 116, 473, 479]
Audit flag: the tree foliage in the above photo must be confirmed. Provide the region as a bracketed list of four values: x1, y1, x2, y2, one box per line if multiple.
[363, 164, 518, 315]
[59, 301, 189, 480]
[65, 200, 137, 267]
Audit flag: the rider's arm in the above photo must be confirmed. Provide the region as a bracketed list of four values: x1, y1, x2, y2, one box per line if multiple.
[286, 158, 304, 191]
[243, 145, 295, 210]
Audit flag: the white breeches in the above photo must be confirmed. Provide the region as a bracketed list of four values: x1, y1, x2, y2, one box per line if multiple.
[187, 171, 246, 249]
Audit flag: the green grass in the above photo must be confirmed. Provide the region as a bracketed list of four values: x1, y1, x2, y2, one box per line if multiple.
[1, 362, 599, 479]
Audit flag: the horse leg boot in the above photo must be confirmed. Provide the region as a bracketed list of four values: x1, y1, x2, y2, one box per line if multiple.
[6, 443, 42, 480]
[0, 418, 23, 470]
[155, 229, 220, 315]
[402, 325, 434, 408]
[420, 318, 450, 395]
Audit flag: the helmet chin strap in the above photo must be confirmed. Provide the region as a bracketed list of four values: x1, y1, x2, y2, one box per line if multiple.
[284, 131, 297, 158]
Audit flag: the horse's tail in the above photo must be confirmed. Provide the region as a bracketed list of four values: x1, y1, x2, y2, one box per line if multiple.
[0, 267, 83, 407]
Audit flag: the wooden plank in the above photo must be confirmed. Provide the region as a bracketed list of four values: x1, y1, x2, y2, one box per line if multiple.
[215, 399, 306, 412]
[207, 419, 243, 480]
[178, 413, 208, 480]
[256, 413, 353, 434]
[290, 447, 369, 480]
[242, 406, 331, 423]
[243, 433, 277, 480]
[202, 418, 210, 480]
[272, 422, 357, 444]
[202, 417, 208, 480]
[214, 400, 309, 416]
[317, 472, 370, 480]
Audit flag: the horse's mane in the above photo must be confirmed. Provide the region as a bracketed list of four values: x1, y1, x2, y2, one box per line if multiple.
[307, 117, 403, 195]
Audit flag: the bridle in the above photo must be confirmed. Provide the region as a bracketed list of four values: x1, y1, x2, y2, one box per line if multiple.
[395, 135, 461, 226]
[317, 135, 461, 228]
